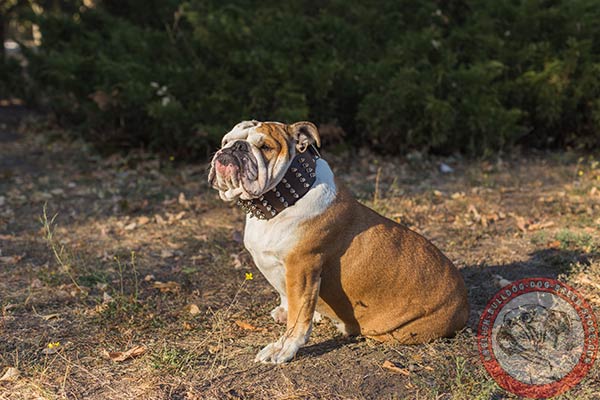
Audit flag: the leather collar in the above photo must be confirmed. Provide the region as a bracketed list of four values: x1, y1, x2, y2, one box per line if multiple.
[237, 145, 320, 220]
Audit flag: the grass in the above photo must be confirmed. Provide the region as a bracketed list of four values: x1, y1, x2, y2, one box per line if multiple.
[555, 229, 597, 252]
[40, 203, 83, 292]
[531, 229, 598, 254]
[0, 120, 599, 399]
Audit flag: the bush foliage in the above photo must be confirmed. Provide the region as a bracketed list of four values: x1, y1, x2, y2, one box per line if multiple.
[7, 0, 600, 156]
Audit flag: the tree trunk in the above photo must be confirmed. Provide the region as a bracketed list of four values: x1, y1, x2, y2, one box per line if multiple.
[0, 14, 5, 62]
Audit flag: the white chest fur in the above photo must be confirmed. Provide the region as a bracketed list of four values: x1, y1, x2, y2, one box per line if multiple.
[243, 159, 336, 297]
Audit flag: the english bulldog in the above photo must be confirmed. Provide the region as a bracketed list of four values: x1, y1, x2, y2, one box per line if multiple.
[208, 120, 469, 364]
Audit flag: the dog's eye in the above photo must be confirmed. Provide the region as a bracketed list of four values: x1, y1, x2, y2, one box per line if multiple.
[261, 144, 271, 151]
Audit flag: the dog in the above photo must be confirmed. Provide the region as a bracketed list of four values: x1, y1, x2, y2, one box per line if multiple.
[208, 120, 469, 363]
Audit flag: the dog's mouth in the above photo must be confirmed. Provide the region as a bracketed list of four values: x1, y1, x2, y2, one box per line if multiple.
[209, 146, 262, 200]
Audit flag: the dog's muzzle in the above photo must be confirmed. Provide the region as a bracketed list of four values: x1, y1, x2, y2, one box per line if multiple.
[214, 141, 249, 176]
[210, 140, 259, 195]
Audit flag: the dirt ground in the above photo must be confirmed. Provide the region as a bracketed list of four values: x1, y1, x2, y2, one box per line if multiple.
[1, 111, 599, 399]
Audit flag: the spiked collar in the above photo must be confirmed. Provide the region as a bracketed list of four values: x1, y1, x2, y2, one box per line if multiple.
[237, 146, 320, 220]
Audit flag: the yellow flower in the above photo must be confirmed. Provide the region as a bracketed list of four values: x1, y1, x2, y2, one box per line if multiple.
[169, 155, 175, 161]
[245, 272, 253, 281]
[578, 170, 584, 176]
[47, 341, 60, 349]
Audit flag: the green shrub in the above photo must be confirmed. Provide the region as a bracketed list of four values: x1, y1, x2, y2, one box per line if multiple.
[8, 0, 600, 157]
[0, 57, 26, 99]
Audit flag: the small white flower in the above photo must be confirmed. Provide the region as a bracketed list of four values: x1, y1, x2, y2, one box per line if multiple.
[157, 86, 168, 96]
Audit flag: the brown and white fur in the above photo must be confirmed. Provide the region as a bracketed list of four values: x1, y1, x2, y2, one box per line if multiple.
[208, 120, 469, 364]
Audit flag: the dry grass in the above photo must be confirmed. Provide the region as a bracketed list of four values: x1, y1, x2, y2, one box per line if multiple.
[1, 116, 599, 399]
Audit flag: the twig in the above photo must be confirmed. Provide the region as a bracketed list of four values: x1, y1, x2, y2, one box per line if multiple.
[374, 166, 382, 205]
[40, 203, 82, 291]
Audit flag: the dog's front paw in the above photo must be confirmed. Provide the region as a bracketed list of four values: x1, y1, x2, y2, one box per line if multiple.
[270, 306, 287, 324]
[254, 338, 301, 364]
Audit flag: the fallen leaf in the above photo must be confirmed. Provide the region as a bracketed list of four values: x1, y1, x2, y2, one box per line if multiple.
[527, 221, 555, 231]
[103, 345, 146, 362]
[178, 192, 188, 206]
[188, 304, 200, 315]
[0, 367, 20, 382]
[194, 234, 208, 242]
[480, 215, 488, 228]
[548, 240, 561, 249]
[59, 283, 88, 298]
[160, 249, 174, 259]
[124, 222, 137, 231]
[155, 214, 166, 225]
[30, 278, 44, 288]
[153, 281, 180, 293]
[515, 216, 527, 232]
[382, 360, 410, 376]
[102, 292, 114, 304]
[95, 303, 109, 313]
[137, 216, 150, 225]
[144, 274, 155, 282]
[0, 255, 22, 265]
[467, 204, 481, 221]
[234, 320, 263, 331]
[40, 313, 61, 321]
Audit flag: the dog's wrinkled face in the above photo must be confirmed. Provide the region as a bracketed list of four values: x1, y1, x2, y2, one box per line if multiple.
[208, 120, 320, 202]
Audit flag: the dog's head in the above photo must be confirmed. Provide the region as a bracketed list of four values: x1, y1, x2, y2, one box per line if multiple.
[208, 120, 320, 201]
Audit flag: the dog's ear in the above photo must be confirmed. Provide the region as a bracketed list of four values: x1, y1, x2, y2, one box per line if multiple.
[289, 121, 321, 153]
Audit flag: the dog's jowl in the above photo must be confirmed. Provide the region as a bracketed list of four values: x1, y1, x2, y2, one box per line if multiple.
[208, 120, 469, 364]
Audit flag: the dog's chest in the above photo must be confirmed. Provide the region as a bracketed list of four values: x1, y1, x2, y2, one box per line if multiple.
[243, 215, 301, 294]
[242, 159, 337, 294]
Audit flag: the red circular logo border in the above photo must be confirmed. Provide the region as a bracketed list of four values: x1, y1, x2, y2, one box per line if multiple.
[477, 278, 598, 399]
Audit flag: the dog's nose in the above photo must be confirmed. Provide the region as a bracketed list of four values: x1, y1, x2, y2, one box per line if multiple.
[231, 140, 248, 152]
[216, 152, 236, 166]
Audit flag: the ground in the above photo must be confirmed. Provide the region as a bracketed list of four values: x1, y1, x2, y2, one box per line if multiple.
[0, 111, 599, 400]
